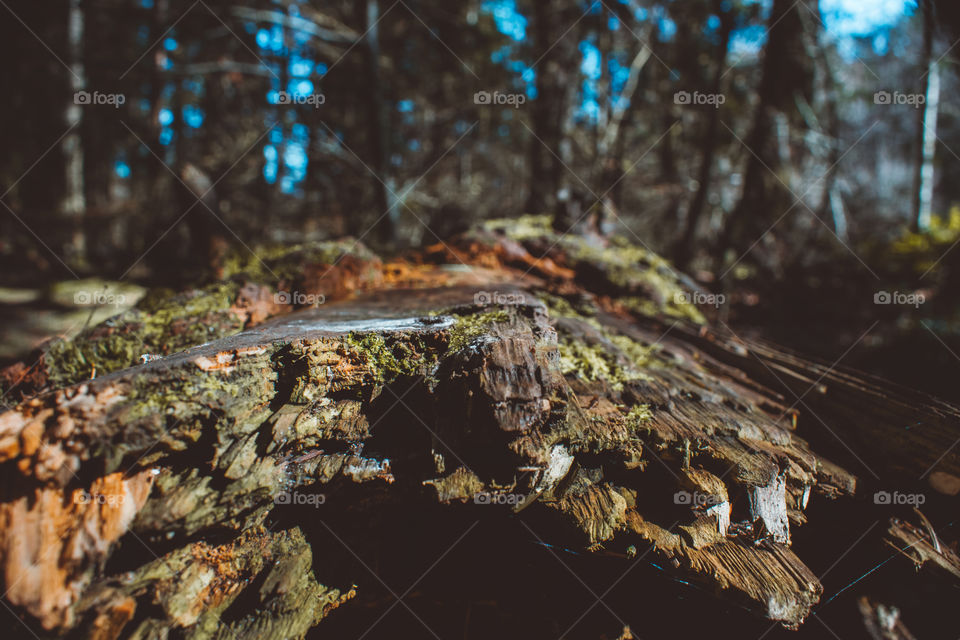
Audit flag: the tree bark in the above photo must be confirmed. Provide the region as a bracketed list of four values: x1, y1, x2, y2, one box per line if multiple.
[1, 218, 957, 638]
[720, 0, 813, 266]
[912, 0, 939, 232]
[360, 0, 396, 245]
[675, 0, 733, 270]
[525, 1, 574, 223]
[62, 0, 87, 265]
[596, 30, 652, 228]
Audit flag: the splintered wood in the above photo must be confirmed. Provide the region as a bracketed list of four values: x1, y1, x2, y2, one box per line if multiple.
[0, 216, 956, 638]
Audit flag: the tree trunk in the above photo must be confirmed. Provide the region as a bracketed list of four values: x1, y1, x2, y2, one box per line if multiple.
[675, 0, 733, 270]
[595, 30, 652, 231]
[912, 0, 939, 232]
[1, 218, 957, 638]
[361, 0, 395, 245]
[62, 0, 87, 265]
[525, 1, 573, 224]
[721, 0, 813, 266]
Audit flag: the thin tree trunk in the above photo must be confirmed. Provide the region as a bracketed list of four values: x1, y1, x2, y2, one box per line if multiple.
[675, 1, 733, 269]
[362, 0, 395, 245]
[815, 45, 846, 240]
[720, 0, 811, 266]
[913, 0, 939, 232]
[62, 0, 86, 264]
[596, 33, 652, 221]
[917, 63, 940, 231]
[795, 0, 846, 243]
[525, 0, 558, 218]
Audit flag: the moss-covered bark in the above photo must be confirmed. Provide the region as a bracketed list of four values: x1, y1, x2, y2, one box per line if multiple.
[0, 220, 957, 638]
[1, 239, 386, 400]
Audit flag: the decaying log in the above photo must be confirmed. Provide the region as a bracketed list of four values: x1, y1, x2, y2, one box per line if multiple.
[0, 240, 385, 400]
[884, 516, 960, 582]
[672, 324, 960, 487]
[0, 216, 956, 638]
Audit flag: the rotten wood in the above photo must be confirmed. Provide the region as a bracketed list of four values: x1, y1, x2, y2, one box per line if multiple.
[0, 216, 957, 638]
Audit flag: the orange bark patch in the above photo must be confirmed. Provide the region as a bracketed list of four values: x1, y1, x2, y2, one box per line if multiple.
[0, 470, 154, 630]
[300, 254, 385, 301]
[88, 596, 136, 640]
[194, 346, 268, 372]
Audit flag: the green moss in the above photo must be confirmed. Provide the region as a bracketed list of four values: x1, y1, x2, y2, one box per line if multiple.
[608, 334, 654, 368]
[446, 310, 510, 353]
[569, 239, 704, 324]
[559, 340, 614, 382]
[482, 214, 554, 241]
[619, 295, 701, 324]
[538, 293, 602, 328]
[887, 208, 960, 276]
[219, 240, 376, 284]
[545, 294, 655, 391]
[48, 331, 147, 387]
[341, 309, 515, 389]
[557, 335, 650, 392]
[45, 282, 248, 388]
[345, 332, 436, 384]
[481, 217, 705, 324]
[625, 404, 653, 428]
[111, 351, 277, 469]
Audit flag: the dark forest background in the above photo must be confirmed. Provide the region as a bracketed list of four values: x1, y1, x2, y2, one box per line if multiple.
[3, 0, 960, 400]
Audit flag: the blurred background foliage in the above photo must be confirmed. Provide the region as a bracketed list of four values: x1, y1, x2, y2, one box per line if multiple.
[3, 0, 960, 399]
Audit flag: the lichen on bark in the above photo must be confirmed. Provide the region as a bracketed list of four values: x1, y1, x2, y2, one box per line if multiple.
[2, 220, 955, 638]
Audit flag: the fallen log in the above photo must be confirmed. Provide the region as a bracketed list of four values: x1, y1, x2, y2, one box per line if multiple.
[0, 216, 956, 638]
